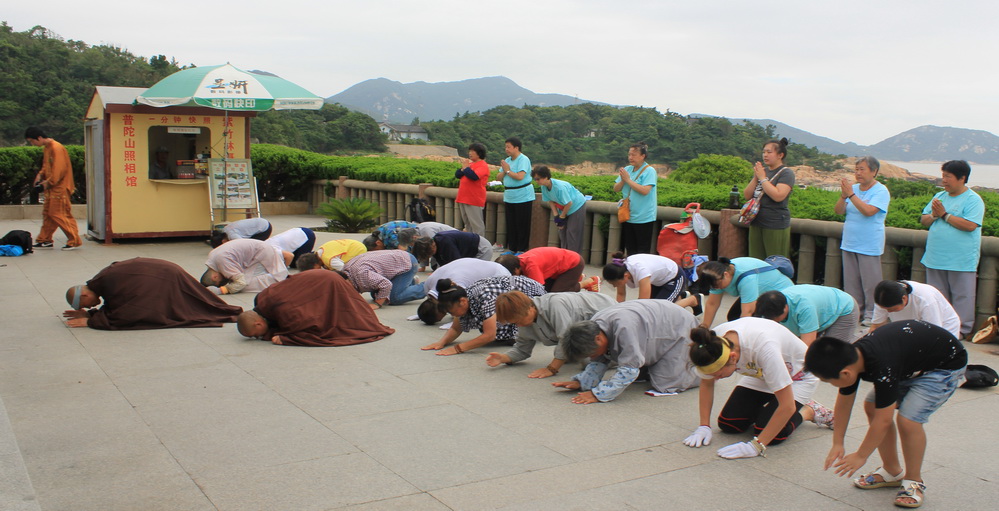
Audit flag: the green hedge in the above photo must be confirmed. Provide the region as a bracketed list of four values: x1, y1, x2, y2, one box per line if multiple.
[0, 145, 86, 204]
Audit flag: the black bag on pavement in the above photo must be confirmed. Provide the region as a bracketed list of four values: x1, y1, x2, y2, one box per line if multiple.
[0, 230, 33, 254]
[961, 364, 999, 388]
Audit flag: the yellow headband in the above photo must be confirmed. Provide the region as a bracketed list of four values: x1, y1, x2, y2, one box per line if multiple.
[695, 341, 731, 374]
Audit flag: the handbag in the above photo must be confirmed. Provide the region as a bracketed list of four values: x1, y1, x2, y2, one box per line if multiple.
[738, 168, 785, 226]
[617, 163, 648, 223]
[617, 197, 631, 223]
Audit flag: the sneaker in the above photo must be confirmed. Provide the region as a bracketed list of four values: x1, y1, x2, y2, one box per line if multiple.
[807, 400, 834, 429]
[61, 245, 80, 251]
[581, 276, 601, 292]
[860, 318, 872, 327]
[33, 241, 53, 248]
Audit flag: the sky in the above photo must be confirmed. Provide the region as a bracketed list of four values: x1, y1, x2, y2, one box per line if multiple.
[5, 0, 998, 146]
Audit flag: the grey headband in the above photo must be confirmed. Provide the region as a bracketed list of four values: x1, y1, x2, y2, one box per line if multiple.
[71, 285, 84, 309]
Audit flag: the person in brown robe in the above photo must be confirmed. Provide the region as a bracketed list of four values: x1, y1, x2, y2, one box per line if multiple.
[63, 258, 242, 330]
[236, 269, 395, 347]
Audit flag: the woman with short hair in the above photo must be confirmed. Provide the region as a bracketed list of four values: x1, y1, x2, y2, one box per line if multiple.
[489, 290, 616, 378]
[835, 156, 890, 327]
[870, 280, 961, 338]
[695, 256, 794, 327]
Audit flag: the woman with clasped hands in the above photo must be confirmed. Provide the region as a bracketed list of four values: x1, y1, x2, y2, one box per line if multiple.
[834, 156, 890, 327]
[743, 138, 795, 259]
[613, 142, 658, 255]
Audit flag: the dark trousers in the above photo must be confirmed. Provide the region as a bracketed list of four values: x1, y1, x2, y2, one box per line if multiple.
[250, 222, 273, 241]
[621, 221, 655, 256]
[651, 273, 687, 302]
[544, 257, 585, 293]
[718, 386, 804, 445]
[504, 201, 533, 252]
[290, 228, 317, 266]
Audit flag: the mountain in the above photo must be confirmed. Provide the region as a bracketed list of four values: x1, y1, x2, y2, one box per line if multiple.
[695, 116, 865, 156]
[868, 125, 999, 164]
[694, 116, 999, 164]
[326, 76, 605, 123]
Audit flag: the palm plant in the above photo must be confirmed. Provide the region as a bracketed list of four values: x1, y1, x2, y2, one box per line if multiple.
[316, 197, 383, 233]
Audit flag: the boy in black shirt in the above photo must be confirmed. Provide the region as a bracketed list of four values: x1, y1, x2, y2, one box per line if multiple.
[805, 320, 967, 509]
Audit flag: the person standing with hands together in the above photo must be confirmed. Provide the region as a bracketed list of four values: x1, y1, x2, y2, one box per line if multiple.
[744, 138, 795, 259]
[614, 142, 658, 255]
[918, 160, 984, 339]
[835, 156, 890, 327]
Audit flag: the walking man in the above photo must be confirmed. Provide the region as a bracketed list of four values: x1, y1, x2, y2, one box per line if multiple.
[26, 127, 82, 250]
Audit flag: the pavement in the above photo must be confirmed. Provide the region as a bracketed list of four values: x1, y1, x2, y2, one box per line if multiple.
[0, 215, 997, 511]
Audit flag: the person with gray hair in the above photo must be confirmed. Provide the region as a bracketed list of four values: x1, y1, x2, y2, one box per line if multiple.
[551, 300, 701, 404]
[835, 156, 890, 327]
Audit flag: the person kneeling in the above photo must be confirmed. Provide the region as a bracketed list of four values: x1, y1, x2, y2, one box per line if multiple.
[552, 300, 701, 404]
[237, 269, 394, 346]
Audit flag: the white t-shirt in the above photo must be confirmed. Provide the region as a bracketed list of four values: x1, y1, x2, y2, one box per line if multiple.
[871, 281, 961, 338]
[624, 254, 679, 288]
[265, 228, 308, 253]
[424, 259, 510, 298]
[709, 317, 817, 403]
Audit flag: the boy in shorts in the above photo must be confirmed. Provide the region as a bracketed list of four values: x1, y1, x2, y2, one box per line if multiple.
[804, 320, 967, 508]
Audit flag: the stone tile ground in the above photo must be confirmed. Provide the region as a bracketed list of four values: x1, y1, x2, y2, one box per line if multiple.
[0, 215, 996, 510]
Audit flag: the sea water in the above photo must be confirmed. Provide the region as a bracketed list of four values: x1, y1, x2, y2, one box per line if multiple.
[886, 161, 999, 190]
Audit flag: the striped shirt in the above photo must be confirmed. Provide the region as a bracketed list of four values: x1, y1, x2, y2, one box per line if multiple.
[343, 250, 415, 301]
[459, 276, 546, 340]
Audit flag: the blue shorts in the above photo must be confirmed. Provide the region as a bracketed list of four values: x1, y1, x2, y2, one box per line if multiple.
[865, 367, 966, 424]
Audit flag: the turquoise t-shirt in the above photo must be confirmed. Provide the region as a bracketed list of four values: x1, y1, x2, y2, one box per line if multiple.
[710, 257, 793, 302]
[541, 178, 586, 216]
[502, 153, 534, 203]
[779, 284, 857, 335]
[614, 163, 658, 224]
[920, 188, 985, 272]
[840, 181, 890, 256]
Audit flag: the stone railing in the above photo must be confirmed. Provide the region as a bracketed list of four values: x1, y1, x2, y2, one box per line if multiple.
[310, 177, 998, 328]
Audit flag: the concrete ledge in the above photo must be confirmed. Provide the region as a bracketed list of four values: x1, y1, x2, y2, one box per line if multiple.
[0, 205, 87, 220]
[259, 202, 309, 216]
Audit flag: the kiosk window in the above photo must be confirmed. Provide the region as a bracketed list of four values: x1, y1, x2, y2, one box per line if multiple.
[147, 126, 212, 179]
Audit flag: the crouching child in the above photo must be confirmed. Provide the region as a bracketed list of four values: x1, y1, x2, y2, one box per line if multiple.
[804, 320, 967, 509]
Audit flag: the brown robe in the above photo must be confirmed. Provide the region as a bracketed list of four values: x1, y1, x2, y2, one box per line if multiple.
[86, 258, 242, 330]
[254, 269, 394, 347]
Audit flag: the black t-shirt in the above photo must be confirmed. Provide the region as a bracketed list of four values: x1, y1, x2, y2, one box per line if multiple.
[841, 320, 967, 408]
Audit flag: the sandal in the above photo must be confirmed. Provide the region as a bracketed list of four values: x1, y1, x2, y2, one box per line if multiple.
[581, 276, 601, 292]
[894, 479, 925, 508]
[806, 400, 834, 429]
[853, 467, 902, 489]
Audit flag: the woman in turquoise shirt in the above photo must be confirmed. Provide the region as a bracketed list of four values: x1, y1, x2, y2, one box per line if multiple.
[533, 165, 587, 255]
[613, 142, 658, 255]
[498, 137, 534, 254]
[835, 156, 890, 327]
[695, 257, 794, 327]
[754, 285, 860, 345]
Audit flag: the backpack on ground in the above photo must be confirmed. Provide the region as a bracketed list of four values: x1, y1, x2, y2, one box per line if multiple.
[961, 364, 999, 388]
[0, 230, 33, 254]
[408, 197, 436, 223]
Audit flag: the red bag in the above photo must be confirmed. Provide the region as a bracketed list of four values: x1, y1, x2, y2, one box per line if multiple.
[657, 203, 700, 265]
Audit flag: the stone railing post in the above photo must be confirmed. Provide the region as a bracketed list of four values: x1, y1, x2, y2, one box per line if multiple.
[797, 234, 816, 284]
[718, 208, 747, 259]
[336, 176, 348, 199]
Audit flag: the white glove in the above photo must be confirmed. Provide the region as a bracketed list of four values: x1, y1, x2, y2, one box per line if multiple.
[717, 441, 760, 459]
[207, 286, 223, 295]
[683, 426, 713, 447]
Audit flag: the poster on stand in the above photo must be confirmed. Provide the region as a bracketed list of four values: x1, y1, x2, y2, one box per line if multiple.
[207, 159, 257, 210]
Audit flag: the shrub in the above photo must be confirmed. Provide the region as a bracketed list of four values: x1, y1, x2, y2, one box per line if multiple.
[316, 197, 383, 233]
